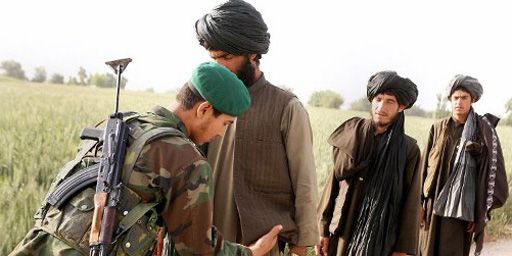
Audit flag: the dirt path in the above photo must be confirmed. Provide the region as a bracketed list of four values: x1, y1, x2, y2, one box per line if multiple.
[470, 240, 512, 255]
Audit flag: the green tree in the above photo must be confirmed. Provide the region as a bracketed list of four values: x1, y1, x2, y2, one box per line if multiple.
[89, 73, 127, 88]
[0, 60, 26, 80]
[67, 76, 79, 85]
[350, 97, 371, 112]
[433, 93, 450, 119]
[406, 105, 428, 117]
[49, 73, 64, 84]
[89, 73, 115, 88]
[78, 66, 88, 85]
[31, 66, 47, 83]
[308, 90, 344, 109]
[89, 73, 128, 89]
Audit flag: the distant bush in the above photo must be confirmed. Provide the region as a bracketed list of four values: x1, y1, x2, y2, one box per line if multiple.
[49, 73, 64, 84]
[67, 76, 79, 85]
[308, 90, 344, 109]
[31, 66, 47, 83]
[78, 66, 88, 85]
[88, 73, 127, 88]
[1, 60, 26, 80]
[406, 105, 428, 117]
[433, 93, 450, 119]
[350, 97, 371, 112]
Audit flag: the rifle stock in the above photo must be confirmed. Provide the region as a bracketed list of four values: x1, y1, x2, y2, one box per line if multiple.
[90, 192, 107, 243]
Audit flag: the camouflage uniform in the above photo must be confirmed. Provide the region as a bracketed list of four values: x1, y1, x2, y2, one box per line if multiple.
[11, 106, 251, 256]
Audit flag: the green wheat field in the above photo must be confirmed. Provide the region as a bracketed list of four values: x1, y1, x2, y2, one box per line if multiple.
[1, 76, 511, 255]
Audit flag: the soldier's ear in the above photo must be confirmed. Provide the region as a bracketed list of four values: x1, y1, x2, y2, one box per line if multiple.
[196, 101, 213, 118]
[398, 104, 406, 112]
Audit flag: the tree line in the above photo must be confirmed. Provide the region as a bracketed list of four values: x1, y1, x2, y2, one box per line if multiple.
[308, 90, 512, 126]
[2, 59, 511, 125]
[0, 60, 127, 88]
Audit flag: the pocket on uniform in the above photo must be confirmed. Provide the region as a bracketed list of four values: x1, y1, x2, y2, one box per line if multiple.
[56, 187, 95, 251]
[117, 214, 158, 256]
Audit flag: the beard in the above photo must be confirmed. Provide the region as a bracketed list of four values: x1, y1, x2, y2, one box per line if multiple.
[371, 111, 399, 130]
[237, 57, 256, 87]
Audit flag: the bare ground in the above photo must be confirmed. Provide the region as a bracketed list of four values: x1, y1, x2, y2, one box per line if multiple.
[470, 240, 512, 256]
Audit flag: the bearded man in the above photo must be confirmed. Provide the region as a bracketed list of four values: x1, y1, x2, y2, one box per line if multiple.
[317, 71, 422, 256]
[194, 1, 319, 255]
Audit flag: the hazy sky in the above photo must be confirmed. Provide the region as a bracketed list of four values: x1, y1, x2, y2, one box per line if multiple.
[1, 0, 510, 115]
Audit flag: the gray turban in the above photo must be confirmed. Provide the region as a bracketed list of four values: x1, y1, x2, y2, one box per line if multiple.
[446, 74, 483, 102]
[367, 71, 418, 109]
[195, 0, 270, 55]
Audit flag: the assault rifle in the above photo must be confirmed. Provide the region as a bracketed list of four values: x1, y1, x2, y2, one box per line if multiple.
[86, 58, 132, 256]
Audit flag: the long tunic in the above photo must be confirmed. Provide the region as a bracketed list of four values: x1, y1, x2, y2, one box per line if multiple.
[317, 117, 422, 256]
[419, 114, 509, 256]
[207, 74, 319, 249]
[11, 106, 251, 256]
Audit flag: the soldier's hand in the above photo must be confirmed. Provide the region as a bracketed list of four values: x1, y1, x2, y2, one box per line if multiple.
[315, 236, 329, 256]
[248, 225, 283, 256]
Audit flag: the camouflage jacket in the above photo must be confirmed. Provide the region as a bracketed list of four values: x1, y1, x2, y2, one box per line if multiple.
[127, 106, 251, 256]
[10, 106, 251, 256]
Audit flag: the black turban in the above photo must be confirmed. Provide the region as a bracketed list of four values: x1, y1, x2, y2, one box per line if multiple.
[446, 74, 483, 102]
[195, 0, 270, 55]
[367, 71, 418, 109]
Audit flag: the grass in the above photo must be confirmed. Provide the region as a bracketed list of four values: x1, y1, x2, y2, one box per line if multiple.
[1, 77, 511, 254]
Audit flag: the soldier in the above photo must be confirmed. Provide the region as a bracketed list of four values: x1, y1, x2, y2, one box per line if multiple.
[317, 71, 422, 256]
[419, 75, 509, 256]
[10, 62, 282, 256]
[195, 1, 319, 255]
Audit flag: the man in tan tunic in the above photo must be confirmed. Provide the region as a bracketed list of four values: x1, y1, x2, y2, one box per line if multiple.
[419, 75, 508, 256]
[195, 0, 319, 255]
[317, 71, 422, 256]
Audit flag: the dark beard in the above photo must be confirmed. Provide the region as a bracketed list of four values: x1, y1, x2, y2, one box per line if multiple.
[237, 57, 256, 88]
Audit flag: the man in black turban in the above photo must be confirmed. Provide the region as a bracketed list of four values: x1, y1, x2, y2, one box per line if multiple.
[419, 75, 508, 256]
[367, 70, 418, 109]
[317, 71, 422, 256]
[195, 1, 320, 255]
[446, 74, 483, 102]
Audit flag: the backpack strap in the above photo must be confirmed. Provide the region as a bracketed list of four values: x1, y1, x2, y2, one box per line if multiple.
[115, 202, 159, 238]
[122, 126, 185, 184]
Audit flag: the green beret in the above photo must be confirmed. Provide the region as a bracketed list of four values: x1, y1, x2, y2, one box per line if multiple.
[190, 62, 251, 117]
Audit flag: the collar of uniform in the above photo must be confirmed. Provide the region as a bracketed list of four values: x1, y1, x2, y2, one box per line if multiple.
[248, 72, 267, 94]
[149, 105, 189, 137]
